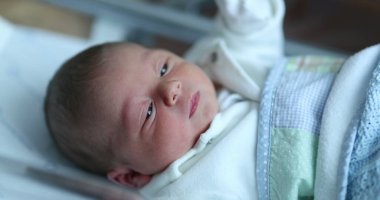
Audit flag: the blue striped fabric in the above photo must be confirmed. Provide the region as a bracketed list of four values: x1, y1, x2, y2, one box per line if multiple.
[257, 56, 343, 200]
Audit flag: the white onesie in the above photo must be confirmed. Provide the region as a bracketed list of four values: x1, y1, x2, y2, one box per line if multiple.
[139, 0, 285, 199]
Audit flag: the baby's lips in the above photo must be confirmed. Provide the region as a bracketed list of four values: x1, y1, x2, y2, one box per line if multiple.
[189, 91, 200, 118]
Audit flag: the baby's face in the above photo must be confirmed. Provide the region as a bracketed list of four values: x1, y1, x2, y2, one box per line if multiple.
[100, 44, 218, 175]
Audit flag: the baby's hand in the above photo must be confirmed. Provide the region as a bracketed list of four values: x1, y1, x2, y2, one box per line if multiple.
[215, 0, 272, 33]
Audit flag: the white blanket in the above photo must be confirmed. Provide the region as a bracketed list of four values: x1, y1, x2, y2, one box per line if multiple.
[315, 44, 380, 200]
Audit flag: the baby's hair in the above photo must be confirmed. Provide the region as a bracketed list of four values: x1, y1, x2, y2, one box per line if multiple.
[44, 42, 123, 174]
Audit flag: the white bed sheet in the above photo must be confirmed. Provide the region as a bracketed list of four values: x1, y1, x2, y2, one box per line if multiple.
[0, 17, 142, 200]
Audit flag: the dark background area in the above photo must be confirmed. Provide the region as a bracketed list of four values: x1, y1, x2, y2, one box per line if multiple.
[1, 0, 379, 55]
[285, 0, 380, 54]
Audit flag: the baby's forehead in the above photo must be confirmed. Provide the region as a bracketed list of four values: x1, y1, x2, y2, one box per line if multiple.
[99, 44, 142, 67]
[103, 44, 179, 78]
[113, 43, 146, 54]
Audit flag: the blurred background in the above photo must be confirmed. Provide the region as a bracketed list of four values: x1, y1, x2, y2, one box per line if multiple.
[0, 0, 379, 56]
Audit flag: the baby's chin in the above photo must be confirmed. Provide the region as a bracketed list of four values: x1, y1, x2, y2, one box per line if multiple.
[200, 120, 212, 135]
[195, 114, 216, 141]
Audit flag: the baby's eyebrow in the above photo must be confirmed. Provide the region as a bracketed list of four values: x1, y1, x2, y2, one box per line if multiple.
[122, 98, 144, 135]
[136, 102, 145, 133]
[142, 49, 153, 60]
[142, 49, 156, 65]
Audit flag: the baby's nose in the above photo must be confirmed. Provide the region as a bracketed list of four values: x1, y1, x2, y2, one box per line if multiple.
[160, 80, 182, 106]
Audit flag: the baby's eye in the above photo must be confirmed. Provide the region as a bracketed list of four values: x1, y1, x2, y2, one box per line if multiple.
[146, 102, 153, 119]
[160, 64, 168, 77]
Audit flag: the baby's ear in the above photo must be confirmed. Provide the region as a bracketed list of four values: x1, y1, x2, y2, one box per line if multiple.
[107, 167, 152, 188]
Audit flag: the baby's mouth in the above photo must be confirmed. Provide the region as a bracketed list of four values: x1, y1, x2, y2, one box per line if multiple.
[189, 91, 200, 118]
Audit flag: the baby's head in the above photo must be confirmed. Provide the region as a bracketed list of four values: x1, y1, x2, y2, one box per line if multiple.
[44, 42, 219, 188]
